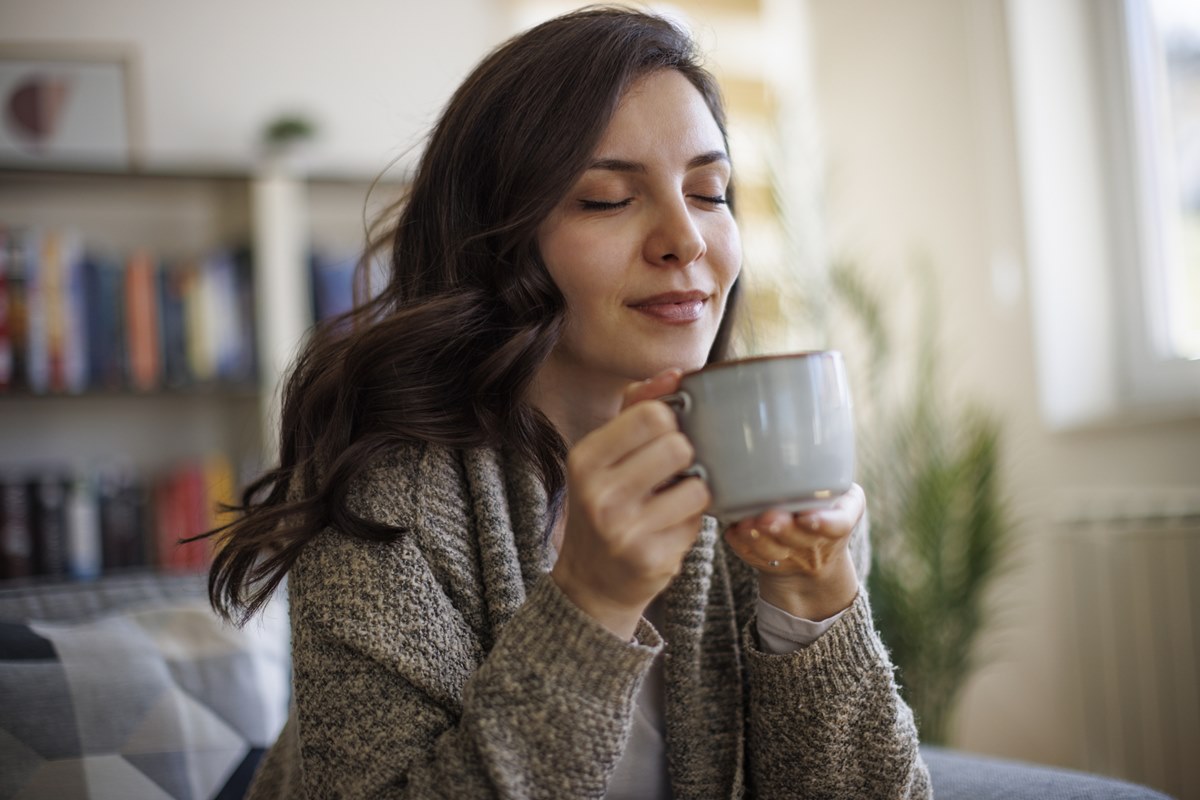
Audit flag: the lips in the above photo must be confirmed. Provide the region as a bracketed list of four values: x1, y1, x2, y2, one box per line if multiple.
[628, 290, 710, 323]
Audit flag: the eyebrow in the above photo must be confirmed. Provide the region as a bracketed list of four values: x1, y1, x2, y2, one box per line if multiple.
[587, 150, 730, 173]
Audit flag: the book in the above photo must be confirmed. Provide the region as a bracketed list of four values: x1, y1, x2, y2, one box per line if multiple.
[29, 472, 69, 577]
[183, 258, 214, 383]
[234, 246, 258, 384]
[23, 229, 49, 393]
[125, 249, 162, 392]
[172, 463, 205, 570]
[0, 226, 12, 390]
[97, 465, 149, 571]
[203, 453, 237, 555]
[159, 259, 191, 388]
[0, 474, 34, 579]
[311, 249, 358, 324]
[209, 249, 256, 384]
[65, 474, 101, 580]
[83, 253, 127, 391]
[41, 231, 67, 392]
[6, 230, 31, 392]
[60, 233, 88, 394]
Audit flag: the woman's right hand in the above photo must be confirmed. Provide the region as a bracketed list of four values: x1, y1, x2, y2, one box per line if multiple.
[550, 368, 711, 640]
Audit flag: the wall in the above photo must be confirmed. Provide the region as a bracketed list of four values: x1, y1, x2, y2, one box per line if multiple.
[805, 0, 1200, 776]
[0, 0, 503, 175]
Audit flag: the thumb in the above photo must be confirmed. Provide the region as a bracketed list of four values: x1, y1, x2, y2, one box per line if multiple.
[621, 368, 684, 411]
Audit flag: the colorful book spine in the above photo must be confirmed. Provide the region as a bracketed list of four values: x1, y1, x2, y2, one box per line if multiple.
[0, 453, 245, 583]
[66, 474, 101, 580]
[184, 258, 215, 383]
[0, 227, 10, 390]
[29, 474, 69, 578]
[83, 253, 127, 390]
[125, 249, 161, 391]
[97, 465, 149, 571]
[23, 229, 49, 393]
[1, 229, 31, 392]
[159, 260, 190, 388]
[311, 249, 357, 323]
[179, 464, 210, 570]
[42, 231, 68, 392]
[0, 474, 34, 579]
[61, 233, 88, 394]
[0, 224, 264, 393]
[234, 247, 258, 383]
[204, 454, 236, 557]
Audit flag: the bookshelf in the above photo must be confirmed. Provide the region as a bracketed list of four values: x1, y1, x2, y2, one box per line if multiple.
[0, 166, 398, 583]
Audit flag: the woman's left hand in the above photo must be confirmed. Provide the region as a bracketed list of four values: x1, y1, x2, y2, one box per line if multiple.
[723, 483, 866, 621]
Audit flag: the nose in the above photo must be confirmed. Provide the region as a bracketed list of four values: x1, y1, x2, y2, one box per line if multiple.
[644, 199, 706, 267]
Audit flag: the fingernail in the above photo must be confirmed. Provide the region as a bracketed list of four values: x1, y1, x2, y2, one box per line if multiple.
[748, 528, 761, 540]
[767, 520, 783, 535]
[809, 515, 822, 531]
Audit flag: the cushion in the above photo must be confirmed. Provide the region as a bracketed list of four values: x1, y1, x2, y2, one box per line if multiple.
[922, 745, 1175, 800]
[0, 573, 289, 800]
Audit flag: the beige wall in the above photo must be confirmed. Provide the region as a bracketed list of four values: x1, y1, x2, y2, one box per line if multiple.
[806, 0, 1200, 775]
[0, 0, 504, 174]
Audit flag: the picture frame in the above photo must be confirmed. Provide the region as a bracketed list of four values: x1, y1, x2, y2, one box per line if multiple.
[0, 44, 142, 169]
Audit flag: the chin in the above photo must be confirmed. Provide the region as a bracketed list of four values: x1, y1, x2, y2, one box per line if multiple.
[640, 348, 712, 378]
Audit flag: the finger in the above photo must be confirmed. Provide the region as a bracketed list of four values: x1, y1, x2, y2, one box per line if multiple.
[793, 484, 866, 537]
[640, 475, 711, 531]
[573, 399, 679, 471]
[752, 509, 795, 536]
[646, 513, 709, 566]
[724, 525, 793, 568]
[621, 368, 683, 411]
[609, 430, 695, 497]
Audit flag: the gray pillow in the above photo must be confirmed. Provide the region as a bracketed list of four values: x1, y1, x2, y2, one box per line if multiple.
[0, 575, 289, 800]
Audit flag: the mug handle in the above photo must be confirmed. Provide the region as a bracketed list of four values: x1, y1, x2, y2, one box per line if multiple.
[659, 390, 692, 415]
[659, 390, 708, 485]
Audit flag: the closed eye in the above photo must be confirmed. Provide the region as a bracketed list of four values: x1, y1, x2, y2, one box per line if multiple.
[692, 194, 728, 206]
[580, 198, 634, 211]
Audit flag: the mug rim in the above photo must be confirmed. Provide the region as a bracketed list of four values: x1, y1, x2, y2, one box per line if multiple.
[690, 350, 840, 377]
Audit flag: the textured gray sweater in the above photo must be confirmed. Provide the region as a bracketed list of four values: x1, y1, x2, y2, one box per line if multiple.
[247, 442, 931, 799]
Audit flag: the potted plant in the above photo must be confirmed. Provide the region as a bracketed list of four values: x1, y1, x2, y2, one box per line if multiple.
[829, 261, 1015, 745]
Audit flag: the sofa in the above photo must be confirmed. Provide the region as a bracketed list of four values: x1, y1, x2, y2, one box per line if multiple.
[0, 573, 1175, 799]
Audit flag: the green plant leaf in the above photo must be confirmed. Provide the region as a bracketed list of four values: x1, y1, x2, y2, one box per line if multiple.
[835, 258, 1015, 745]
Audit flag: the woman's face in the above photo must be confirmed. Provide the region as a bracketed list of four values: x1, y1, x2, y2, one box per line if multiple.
[537, 69, 742, 385]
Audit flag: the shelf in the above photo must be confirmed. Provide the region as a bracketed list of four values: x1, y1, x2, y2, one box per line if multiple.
[0, 163, 410, 187]
[0, 384, 260, 401]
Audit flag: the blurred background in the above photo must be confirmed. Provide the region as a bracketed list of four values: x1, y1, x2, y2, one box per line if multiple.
[1, 0, 1198, 797]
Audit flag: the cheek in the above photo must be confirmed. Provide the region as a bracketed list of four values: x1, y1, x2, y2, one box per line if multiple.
[707, 219, 742, 287]
[540, 221, 626, 305]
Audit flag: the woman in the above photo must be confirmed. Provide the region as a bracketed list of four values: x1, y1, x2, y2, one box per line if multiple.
[208, 7, 930, 799]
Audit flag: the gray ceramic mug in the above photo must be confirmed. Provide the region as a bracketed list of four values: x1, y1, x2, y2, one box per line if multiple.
[661, 351, 855, 522]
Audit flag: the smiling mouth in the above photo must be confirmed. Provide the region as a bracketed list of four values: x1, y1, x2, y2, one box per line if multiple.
[629, 292, 709, 323]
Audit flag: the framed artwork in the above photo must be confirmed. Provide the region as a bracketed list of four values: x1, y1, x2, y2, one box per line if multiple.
[0, 44, 141, 169]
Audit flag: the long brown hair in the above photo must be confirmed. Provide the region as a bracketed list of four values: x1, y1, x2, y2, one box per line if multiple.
[205, 5, 742, 625]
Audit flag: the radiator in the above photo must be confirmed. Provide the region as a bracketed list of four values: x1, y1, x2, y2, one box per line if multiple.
[1057, 490, 1200, 800]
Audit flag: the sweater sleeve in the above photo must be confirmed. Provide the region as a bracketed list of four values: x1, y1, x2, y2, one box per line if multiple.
[742, 593, 931, 799]
[247, 442, 664, 800]
[258, 529, 663, 800]
[722, 510, 932, 799]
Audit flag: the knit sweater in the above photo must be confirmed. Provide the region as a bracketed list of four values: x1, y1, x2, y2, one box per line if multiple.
[246, 442, 931, 799]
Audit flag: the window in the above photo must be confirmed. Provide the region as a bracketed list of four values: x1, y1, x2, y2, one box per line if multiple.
[1129, 0, 1200, 361]
[1006, 0, 1200, 429]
